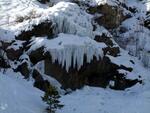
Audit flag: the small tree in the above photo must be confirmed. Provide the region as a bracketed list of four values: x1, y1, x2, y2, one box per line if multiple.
[42, 85, 64, 113]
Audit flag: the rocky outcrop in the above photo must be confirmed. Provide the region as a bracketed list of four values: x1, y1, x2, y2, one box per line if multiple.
[94, 34, 114, 46]
[16, 21, 54, 40]
[0, 1, 143, 92]
[94, 34, 120, 57]
[44, 56, 139, 90]
[23, 30, 139, 90]
[88, 4, 128, 29]
[6, 48, 23, 61]
[14, 62, 30, 78]
[0, 56, 10, 68]
[6, 41, 24, 61]
[28, 47, 46, 65]
[32, 69, 51, 91]
[144, 12, 150, 29]
[0, 41, 11, 68]
[37, 0, 50, 4]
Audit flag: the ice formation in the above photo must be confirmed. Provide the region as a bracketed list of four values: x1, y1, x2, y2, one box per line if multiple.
[28, 33, 106, 71]
[117, 15, 150, 68]
[1, 2, 94, 40]
[49, 2, 93, 38]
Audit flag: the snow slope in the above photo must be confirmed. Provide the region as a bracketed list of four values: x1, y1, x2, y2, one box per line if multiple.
[115, 0, 150, 68]
[0, 61, 150, 113]
[0, 1, 95, 41]
[0, 0, 47, 26]
[58, 59, 150, 113]
[59, 85, 150, 113]
[0, 70, 46, 113]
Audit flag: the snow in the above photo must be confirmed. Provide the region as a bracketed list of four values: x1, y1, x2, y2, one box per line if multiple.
[1, 61, 150, 113]
[58, 85, 150, 113]
[1, 67, 150, 113]
[78, 0, 125, 7]
[107, 49, 134, 68]
[7, 40, 25, 51]
[0, 1, 95, 40]
[49, 2, 93, 38]
[57, 58, 150, 113]
[34, 62, 64, 93]
[115, 0, 150, 68]
[0, 69, 46, 113]
[0, 0, 48, 26]
[28, 33, 106, 71]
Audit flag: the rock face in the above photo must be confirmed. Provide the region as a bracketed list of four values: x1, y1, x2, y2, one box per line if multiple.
[28, 47, 46, 65]
[16, 21, 54, 40]
[14, 62, 30, 78]
[37, 0, 50, 4]
[44, 56, 138, 90]
[6, 44, 24, 61]
[1, 27, 140, 91]
[25, 32, 139, 90]
[32, 69, 51, 91]
[6, 48, 23, 61]
[144, 12, 150, 29]
[0, 56, 10, 68]
[88, 4, 127, 29]
[0, 41, 11, 68]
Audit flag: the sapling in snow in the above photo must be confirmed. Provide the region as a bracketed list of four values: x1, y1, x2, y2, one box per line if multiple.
[42, 85, 64, 113]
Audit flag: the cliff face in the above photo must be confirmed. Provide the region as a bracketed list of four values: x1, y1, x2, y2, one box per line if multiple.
[0, 0, 149, 90]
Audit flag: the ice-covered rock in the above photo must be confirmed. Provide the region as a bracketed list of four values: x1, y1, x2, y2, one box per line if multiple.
[28, 33, 106, 71]
[2, 2, 94, 40]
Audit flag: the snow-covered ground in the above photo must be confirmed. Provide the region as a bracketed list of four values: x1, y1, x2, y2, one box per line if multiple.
[0, 0, 47, 26]
[0, 69, 46, 113]
[59, 85, 150, 113]
[59, 59, 150, 113]
[1, 60, 150, 113]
